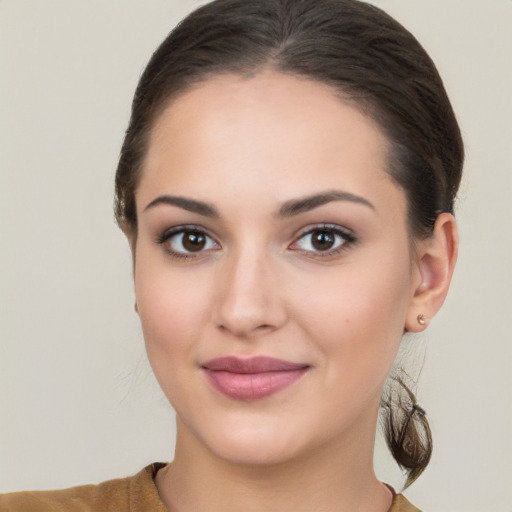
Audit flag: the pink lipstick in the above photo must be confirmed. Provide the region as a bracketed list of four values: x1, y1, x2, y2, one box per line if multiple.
[202, 356, 309, 401]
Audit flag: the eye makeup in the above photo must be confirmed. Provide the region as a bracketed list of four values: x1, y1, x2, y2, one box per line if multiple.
[289, 223, 358, 260]
[155, 221, 358, 262]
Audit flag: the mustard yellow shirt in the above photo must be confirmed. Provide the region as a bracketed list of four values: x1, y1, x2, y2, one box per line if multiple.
[0, 463, 420, 511]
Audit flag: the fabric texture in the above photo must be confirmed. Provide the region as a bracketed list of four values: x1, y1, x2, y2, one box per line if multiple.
[0, 463, 420, 511]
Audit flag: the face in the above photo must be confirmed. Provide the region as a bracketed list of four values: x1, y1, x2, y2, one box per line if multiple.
[132, 72, 422, 466]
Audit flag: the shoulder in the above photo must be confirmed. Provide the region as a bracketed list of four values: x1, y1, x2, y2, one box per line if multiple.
[0, 463, 168, 512]
[390, 493, 422, 512]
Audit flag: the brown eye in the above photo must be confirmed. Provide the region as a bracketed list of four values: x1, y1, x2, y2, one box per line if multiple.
[291, 225, 355, 255]
[182, 231, 206, 252]
[161, 227, 220, 256]
[311, 230, 335, 251]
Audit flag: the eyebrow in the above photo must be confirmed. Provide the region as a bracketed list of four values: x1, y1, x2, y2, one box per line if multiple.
[277, 190, 375, 218]
[143, 189, 375, 219]
[144, 195, 219, 217]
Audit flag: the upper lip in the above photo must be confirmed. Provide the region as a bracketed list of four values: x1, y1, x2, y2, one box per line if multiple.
[202, 356, 309, 374]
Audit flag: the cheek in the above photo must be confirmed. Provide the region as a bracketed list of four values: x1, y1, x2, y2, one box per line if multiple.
[134, 265, 216, 420]
[290, 257, 412, 387]
[133, 253, 213, 371]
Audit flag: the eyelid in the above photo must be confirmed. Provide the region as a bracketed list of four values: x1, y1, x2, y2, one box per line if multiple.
[156, 224, 212, 242]
[289, 223, 357, 256]
[156, 224, 221, 258]
[295, 223, 354, 238]
[155, 223, 356, 260]
[293, 223, 355, 242]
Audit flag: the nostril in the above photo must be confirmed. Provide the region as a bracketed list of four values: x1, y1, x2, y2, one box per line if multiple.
[216, 321, 276, 338]
[255, 324, 273, 332]
[212, 265, 288, 337]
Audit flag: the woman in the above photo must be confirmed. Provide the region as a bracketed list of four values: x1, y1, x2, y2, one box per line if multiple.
[0, 0, 462, 510]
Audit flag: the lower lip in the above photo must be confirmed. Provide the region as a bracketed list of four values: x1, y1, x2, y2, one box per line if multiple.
[203, 368, 308, 401]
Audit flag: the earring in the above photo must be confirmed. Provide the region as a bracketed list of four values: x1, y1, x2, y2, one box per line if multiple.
[134, 302, 138, 313]
[417, 313, 426, 325]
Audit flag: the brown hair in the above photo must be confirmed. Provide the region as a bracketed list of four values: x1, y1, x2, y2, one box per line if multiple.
[115, 0, 463, 487]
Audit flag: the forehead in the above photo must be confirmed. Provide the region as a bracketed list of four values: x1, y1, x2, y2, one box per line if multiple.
[138, 72, 403, 216]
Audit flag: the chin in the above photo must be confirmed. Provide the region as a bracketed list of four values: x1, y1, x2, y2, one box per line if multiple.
[210, 438, 303, 467]
[195, 412, 341, 469]
[184, 413, 311, 467]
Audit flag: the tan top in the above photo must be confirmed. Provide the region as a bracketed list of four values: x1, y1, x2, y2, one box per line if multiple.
[0, 463, 421, 512]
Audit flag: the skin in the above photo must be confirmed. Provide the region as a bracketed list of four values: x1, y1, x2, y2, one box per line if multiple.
[126, 72, 458, 512]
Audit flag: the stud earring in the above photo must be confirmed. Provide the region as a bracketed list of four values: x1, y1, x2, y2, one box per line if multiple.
[134, 303, 138, 313]
[417, 313, 426, 325]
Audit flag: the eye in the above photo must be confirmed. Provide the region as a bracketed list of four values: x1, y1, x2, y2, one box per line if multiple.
[158, 227, 220, 257]
[290, 225, 355, 255]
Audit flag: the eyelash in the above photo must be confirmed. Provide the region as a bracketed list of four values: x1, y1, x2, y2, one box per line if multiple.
[156, 225, 220, 260]
[156, 224, 357, 260]
[289, 224, 357, 259]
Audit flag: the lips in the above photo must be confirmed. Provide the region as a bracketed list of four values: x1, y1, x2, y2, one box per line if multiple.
[202, 356, 309, 401]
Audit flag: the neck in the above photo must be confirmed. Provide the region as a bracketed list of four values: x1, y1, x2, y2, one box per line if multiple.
[155, 414, 393, 512]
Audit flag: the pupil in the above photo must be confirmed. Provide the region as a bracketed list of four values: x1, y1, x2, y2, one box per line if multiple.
[183, 231, 206, 252]
[312, 230, 334, 251]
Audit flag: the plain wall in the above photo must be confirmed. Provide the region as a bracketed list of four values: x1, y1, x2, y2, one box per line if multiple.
[1, 1, 511, 511]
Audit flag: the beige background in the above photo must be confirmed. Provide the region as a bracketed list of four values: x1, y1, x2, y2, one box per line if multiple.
[1, 1, 511, 511]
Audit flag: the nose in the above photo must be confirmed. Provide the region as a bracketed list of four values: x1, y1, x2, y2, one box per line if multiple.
[212, 247, 287, 338]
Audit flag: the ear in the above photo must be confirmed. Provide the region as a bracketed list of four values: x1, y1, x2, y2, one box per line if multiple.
[405, 213, 458, 332]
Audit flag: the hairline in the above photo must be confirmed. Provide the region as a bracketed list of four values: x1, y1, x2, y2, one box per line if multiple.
[127, 67, 422, 235]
